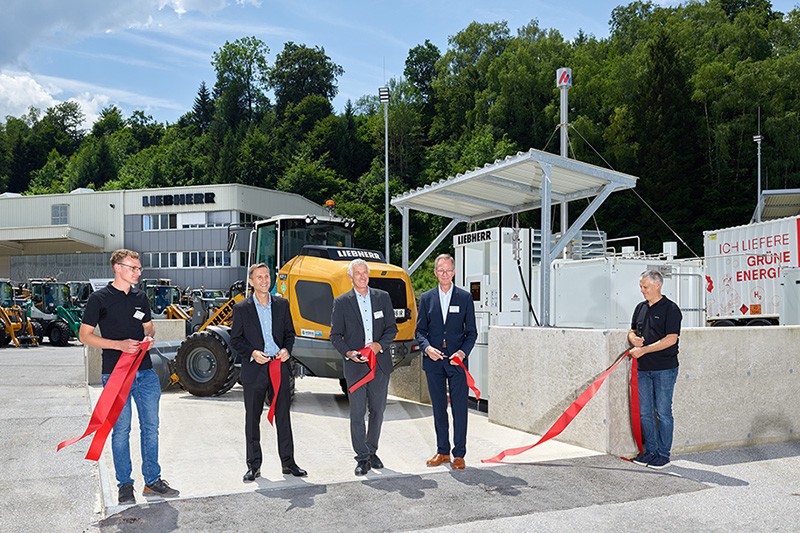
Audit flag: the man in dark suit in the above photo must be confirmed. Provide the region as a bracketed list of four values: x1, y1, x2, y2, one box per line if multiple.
[330, 258, 398, 476]
[416, 253, 477, 470]
[230, 263, 307, 481]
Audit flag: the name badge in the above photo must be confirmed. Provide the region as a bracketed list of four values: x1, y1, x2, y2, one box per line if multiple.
[133, 310, 145, 321]
[374, 310, 384, 319]
[449, 305, 460, 313]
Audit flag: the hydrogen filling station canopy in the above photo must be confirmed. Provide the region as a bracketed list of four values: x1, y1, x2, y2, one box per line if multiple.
[391, 148, 639, 326]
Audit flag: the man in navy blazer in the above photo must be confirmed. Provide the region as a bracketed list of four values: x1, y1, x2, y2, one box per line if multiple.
[416, 253, 477, 470]
[231, 263, 306, 482]
[330, 258, 398, 476]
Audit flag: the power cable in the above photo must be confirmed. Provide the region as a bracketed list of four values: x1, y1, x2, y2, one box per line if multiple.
[568, 124, 701, 259]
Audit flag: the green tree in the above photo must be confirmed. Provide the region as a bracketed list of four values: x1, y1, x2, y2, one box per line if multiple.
[270, 42, 344, 115]
[92, 106, 125, 138]
[431, 22, 511, 141]
[192, 81, 215, 132]
[212, 36, 271, 128]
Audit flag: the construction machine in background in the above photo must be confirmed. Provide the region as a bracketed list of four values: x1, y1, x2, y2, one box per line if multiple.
[28, 279, 82, 346]
[169, 213, 420, 397]
[0, 279, 39, 347]
[67, 281, 93, 308]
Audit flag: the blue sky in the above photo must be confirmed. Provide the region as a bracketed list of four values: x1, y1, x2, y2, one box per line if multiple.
[1, 1, 798, 128]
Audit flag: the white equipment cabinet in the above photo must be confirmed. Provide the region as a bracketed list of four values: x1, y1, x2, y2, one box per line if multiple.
[454, 228, 533, 401]
[455, 228, 704, 402]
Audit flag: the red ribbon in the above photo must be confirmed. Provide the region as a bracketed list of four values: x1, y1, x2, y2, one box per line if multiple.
[265, 358, 282, 426]
[58, 339, 152, 461]
[348, 347, 376, 394]
[483, 350, 642, 463]
[451, 355, 481, 401]
[629, 356, 643, 454]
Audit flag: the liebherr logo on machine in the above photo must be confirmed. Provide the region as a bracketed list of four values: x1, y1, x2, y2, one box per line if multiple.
[335, 249, 382, 260]
[210, 298, 236, 326]
[456, 231, 492, 245]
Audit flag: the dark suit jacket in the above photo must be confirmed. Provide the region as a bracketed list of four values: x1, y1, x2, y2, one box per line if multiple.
[330, 287, 398, 382]
[415, 285, 478, 372]
[230, 294, 295, 386]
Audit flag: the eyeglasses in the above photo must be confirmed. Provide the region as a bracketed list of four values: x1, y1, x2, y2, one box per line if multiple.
[435, 269, 455, 274]
[117, 263, 143, 273]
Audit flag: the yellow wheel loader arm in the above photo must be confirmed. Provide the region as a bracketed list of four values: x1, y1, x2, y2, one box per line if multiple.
[198, 292, 245, 331]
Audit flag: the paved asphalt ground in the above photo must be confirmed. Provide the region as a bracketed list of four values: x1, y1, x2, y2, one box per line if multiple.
[1, 344, 799, 532]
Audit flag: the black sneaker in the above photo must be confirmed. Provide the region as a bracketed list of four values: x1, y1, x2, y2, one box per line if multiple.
[647, 455, 671, 469]
[632, 452, 657, 466]
[370, 454, 384, 469]
[143, 478, 180, 498]
[118, 483, 135, 505]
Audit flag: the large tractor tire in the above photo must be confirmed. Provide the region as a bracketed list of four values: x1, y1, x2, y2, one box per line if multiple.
[175, 331, 236, 397]
[31, 321, 44, 345]
[48, 320, 71, 347]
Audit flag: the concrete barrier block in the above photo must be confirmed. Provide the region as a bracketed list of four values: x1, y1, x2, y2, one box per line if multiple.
[84, 319, 187, 385]
[389, 354, 430, 404]
[487, 325, 800, 456]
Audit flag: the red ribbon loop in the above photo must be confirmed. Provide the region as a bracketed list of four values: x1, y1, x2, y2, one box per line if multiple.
[348, 347, 376, 394]
[58, 339, 152, 461]
[265, 358, 282, 426]
[451, 355, 481, 401]
[483, 350, 641, 463]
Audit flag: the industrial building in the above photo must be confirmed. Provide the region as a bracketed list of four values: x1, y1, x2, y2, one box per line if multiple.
[0, 184, 327, 289]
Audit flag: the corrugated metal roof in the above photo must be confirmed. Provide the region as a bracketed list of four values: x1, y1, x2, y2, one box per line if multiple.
[755, 189, 800, 221]
[391, 148, 638, 222]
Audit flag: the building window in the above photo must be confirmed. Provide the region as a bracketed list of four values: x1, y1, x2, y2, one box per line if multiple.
[143, 213, 177, 231]
[239, 212, 258, 225]
[51, 204, 69, 225]
[207, 211, 230, 227]
[142, 252, 177, 268]
[181, 250, 231, 268]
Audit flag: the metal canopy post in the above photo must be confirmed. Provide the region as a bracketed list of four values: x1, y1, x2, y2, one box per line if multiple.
[549, 183, 619, 263]
[539, 161, 553, 327]
[401, 206, 410, 271]
[407, 218, 462, 275]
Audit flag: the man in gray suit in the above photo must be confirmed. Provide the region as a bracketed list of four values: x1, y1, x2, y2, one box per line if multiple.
[330, 258, 398, 476]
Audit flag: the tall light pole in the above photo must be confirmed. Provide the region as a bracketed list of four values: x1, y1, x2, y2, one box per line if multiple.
[754, 107, 763, 223]
[379, 86, 391, 262]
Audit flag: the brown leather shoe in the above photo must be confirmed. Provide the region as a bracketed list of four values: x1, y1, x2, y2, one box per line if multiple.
[426, 453, 451, 467]
[452, 457, 465, 470]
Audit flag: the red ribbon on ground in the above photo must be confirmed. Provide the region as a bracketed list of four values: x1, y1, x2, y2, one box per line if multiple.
[482, 350, 641, 463]
[348, 347, 376, 394]
[57, 339, 152, 461]
[265, 358, 282, 426]
[451, 354, 481, 401]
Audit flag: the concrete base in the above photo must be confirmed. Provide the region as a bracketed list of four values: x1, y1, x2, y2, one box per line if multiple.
[388, 353, 430, 405]
[489, 325, 800, 456]
[84, 319, 187, 385]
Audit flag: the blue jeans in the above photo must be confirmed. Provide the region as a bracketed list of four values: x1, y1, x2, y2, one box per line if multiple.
[101, 369, 162, 487]
[637, 367, 678, 459]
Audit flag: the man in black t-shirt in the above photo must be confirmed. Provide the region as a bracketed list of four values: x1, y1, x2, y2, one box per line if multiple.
[79, 249, 179, 504]
[627, 269, 682, 470]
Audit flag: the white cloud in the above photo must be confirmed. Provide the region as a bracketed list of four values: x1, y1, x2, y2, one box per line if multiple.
[0, 72, 59, 119]
[0, 70, 183, 128]
[0, 0, 242, 67]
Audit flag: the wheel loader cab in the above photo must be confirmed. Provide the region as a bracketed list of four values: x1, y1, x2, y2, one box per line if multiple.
[249, 215, 419, 381]
[254, 215, 356, 291]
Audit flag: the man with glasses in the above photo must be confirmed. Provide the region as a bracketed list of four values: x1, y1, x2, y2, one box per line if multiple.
[416, 254, 477, 470]
[79, 249, 179, 504]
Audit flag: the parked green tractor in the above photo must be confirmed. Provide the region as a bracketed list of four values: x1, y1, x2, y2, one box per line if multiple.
[28, 279, 82, 346]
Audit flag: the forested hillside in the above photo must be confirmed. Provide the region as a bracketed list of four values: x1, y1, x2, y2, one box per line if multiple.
[2, 0, 799, 263]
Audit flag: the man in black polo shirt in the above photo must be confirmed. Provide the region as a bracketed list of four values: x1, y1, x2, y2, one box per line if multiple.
[628, 269, 682, 470]
[79, 249, 179, 505]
